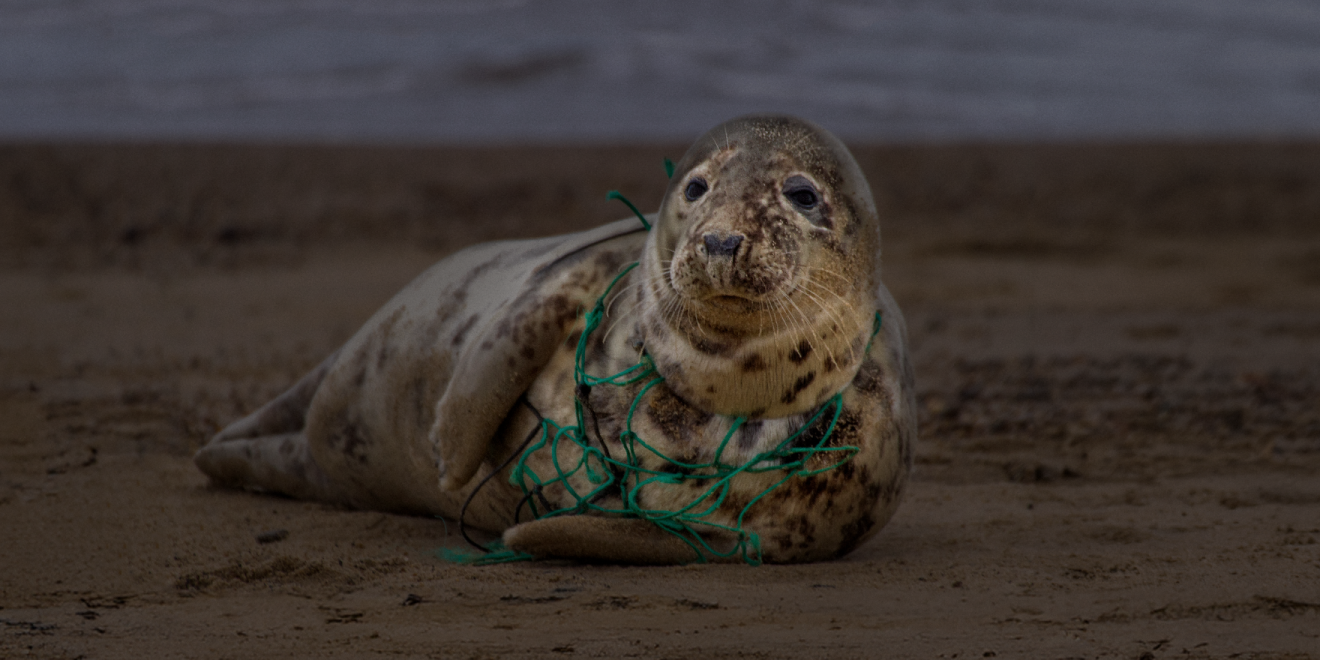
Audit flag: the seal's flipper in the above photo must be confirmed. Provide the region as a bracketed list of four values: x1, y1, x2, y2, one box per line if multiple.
[194, 432, 336, 502]
[427, 218, 648, 491]
[502, 517, 740, 565]
[429, 289, 590, 492]
[210, 350, 339, 443]
[195, 352, 339, 497]
[199, 217, 645, 510]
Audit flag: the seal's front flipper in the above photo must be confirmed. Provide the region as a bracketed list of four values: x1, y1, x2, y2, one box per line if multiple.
[194, 432, 336, 502]
[428, 219, 648, 492]
[429, 298, 579, 492]
[502, 517, 739, 565]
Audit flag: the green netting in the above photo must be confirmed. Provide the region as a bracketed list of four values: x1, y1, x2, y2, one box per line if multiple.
[442, 187, 880, 566]
[436, 541, 532, 566]
[605, 190, 651, 230]
[497, 264, 880, 566]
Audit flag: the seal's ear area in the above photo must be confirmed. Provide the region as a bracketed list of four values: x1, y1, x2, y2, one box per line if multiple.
[503, 516, 742, 565]
[431, 218, 648, 492]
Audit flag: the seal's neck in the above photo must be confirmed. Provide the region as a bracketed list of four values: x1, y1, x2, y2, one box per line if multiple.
[635, 262, 873, 419]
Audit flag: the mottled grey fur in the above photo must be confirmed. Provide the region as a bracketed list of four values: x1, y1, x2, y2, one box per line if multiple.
[195, 115, 917, 564]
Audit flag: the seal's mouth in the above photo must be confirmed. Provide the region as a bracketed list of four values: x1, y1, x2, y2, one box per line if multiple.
[668, 256, 798, 315]
[696, 293, 772, 314]
[676, 286, 790, 319]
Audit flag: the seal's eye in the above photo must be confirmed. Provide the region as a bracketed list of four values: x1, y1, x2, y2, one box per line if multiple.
[684, 178, 708, 202]
[783, 176, 819, 210]
[786, 188, 817, 208]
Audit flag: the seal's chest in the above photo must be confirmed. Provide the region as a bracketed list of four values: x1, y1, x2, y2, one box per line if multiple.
[500, 256, 887, 563]
[514, 337, 872, 563]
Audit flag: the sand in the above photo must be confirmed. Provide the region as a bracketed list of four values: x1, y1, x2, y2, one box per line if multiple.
[1, 143, 1318, 659]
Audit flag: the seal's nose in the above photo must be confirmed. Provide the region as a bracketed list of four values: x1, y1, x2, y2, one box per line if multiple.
[703, 233, 743, 258]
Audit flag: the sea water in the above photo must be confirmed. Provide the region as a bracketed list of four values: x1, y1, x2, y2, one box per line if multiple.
[3, 0, 1320, 143]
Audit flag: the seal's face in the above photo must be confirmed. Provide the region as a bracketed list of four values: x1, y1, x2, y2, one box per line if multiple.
[667, 149, 811, 311]
[638, 115, 882, 418]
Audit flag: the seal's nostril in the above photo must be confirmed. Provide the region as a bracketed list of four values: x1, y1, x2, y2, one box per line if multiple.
[703, 233, 743, 257]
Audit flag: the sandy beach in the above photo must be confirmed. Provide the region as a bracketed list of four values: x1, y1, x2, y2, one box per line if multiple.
[2, 142, 1318, 658]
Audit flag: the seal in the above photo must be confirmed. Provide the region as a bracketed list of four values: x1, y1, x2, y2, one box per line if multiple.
[195, 114, 916, 564]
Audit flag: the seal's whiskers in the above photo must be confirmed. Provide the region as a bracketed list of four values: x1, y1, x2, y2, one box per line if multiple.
[797, 279, 861, 343]
[782, 290, 838, 371]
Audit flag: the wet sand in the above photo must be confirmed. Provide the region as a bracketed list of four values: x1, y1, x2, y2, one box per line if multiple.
[2, 143, 1318, 659]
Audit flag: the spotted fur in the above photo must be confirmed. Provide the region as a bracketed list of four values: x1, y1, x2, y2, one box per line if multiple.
[194, 115, 916, 564]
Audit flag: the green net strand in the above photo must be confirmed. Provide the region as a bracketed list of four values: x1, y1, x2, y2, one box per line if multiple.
[437, 542, 534, 566]
[605, 191, 651, 230]
[664, 157, 675, 179]
[490, 262, 883, 566]
[435, 515, 538, 565]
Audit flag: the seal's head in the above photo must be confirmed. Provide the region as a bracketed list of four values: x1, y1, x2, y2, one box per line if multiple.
[639, 115, 882, 418]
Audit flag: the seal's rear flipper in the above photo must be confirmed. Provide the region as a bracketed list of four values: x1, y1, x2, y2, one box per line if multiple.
[211, 350, 340, 443]
[194, 432, 336, 503]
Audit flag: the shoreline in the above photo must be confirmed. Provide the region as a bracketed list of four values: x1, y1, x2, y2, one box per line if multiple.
[5, 142, 1320, 255]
